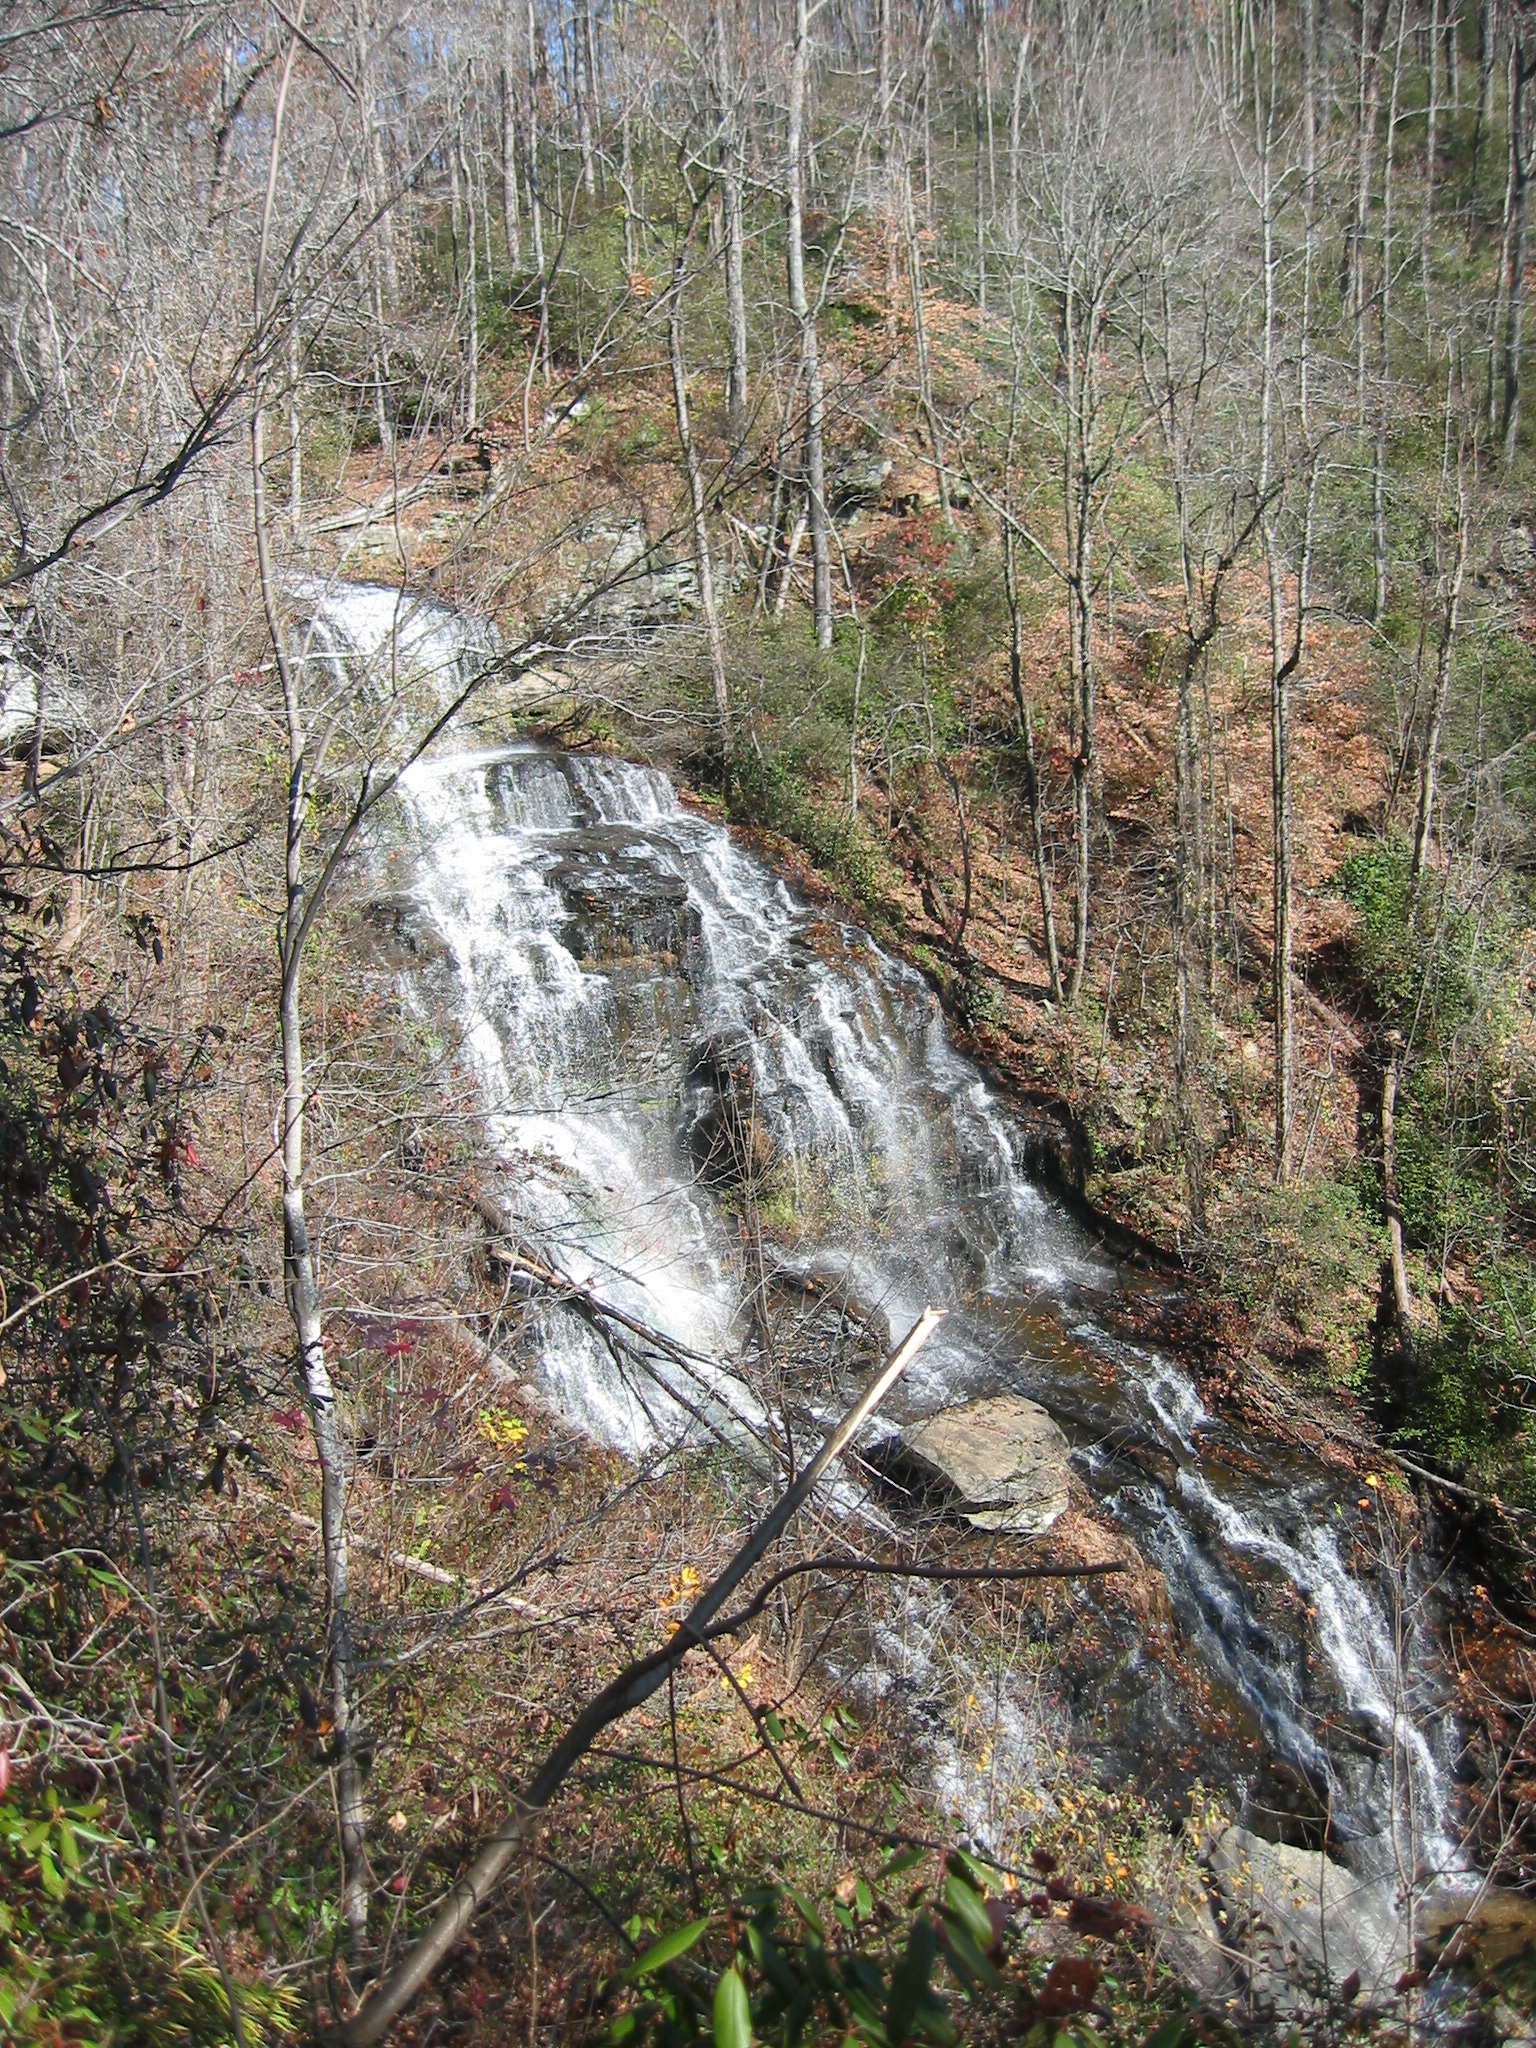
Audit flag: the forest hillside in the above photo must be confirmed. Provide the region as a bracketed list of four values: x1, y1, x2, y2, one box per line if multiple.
[1, 1, 1534, 2043]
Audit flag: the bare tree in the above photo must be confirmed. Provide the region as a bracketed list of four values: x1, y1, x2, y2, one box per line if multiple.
[714, 0, 750, 442]
[1012, 0, 1154, 1002]
[1262, 455, 1320, 1185]
[1500, 16, 1536, 465]
[1134, 198, 1267, 1221]
[247, 22, 372, 1960]
[666, 207, 733, 793]
[785, 0, 832, 649]
[500, 0, 524, 276]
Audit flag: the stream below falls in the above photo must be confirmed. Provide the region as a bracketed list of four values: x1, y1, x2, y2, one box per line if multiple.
[367, 734, 1467, 1890]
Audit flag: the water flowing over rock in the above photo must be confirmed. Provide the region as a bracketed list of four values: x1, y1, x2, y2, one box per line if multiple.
[382, 732, 1463, 1874]
[288, 578, 499, 709]
[1206, 1825, 1411, 2023]
[899, 1395, 1070, 1533]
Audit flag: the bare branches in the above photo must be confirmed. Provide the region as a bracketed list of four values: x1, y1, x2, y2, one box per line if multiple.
[337, 1308, 947, 2046]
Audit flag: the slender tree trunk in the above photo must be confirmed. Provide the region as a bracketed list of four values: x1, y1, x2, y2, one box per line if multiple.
[1490, 44, 1517, 423]
[576, 4, 596, 196]
[1381, 1032, 1414, 1330]
[620, 28, 637, 273]
[1063, 281, 1095, 1006]
[527, 0, 550, 383]
[773, 502, 809, 617]
[1424, 0, 1440, 329]
[1267, 530, 1295, 1184]
[1503, 40, 1533, 465]
[500, 0, 523, 275]
[1473, 0, 1495, 195]
[880, 0, 901, 338]
[668, 247, 732, 796]
[356, 3, 400, 319]
[1067, 555, 1093, 1005]
[1172, 636, 1207, 1223]
[1003, 522, 1062, 1001]
[715, 0, 749, 441]
[1410, 484, 1469, 893]
[1374, 0, 1406, 624]
[584, 3, 602, 193]
[1262, 469, 1317, 1187]
[287, 319, 301, 528]
[1354, 0, 1388, 416]
[849, 627, 864, 817]
[786, 0, 832, 647]
[255, 109, 369, 1994]
[973, 0, 987, 311]
[1301, 0, 1318, 207]
[527, 0, 545, 276]
[1008, 16, 1030, 251]
[940, 758, 973, 953]
[904, 167, 951, 516]
[251, 33, 368, 1950]
[456, 116, 479, 432]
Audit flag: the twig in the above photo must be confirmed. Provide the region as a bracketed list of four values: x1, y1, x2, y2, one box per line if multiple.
[76, 1374, 250, 2048]
[253, 1492, 554, 1617]
[335, 1307, 947, 2046]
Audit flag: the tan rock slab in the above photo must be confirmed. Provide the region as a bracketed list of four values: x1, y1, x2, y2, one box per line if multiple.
[901, 1394, 1070, 1534]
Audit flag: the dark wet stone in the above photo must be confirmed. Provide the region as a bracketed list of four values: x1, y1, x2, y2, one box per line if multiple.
[679, 1029, 776, 1183]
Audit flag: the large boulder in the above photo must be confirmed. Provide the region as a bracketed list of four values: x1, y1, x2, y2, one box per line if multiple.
[900, 1395, 1071, 1534]
[1206, 1825, 1410, 2021]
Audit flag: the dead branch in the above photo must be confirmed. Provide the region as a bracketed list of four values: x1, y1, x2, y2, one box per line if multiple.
[334, 1306, 947, 2045]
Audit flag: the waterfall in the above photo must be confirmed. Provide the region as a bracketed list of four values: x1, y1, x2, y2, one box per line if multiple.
[387, 738, 1462, 1878]
[288, 578, 499, 712]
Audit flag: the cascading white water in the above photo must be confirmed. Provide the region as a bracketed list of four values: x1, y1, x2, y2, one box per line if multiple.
[387, 737, 1462, 1875]
[288, 578, 499, 714]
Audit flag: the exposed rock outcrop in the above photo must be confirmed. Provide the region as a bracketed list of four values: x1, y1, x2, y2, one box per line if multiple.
[900, 1395, 1071, 1534]
[1206, 1826, 1410, 2022]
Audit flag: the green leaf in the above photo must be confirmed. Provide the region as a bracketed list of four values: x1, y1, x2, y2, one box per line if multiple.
[941, 1871, 993, 1952]
[886, 1914, 939, 2046]
[877, 1847, 924, 1882]
[713, 1965, 751, 2048]
[854, 1878, 874, 1920]
[946, 1847, 992, 1895]
[784, 1889, 824, 1939]
[1143, 2019, 1186, 2048]
[57, 1819, 80, 1872]
[782, 1983, 815, 2048]
[763, 1711, 784, 1744]
[624, 1916, 710, 1980]
[911, 2010, 956, 2045]
[37, 1845, 66, 1899]
[827, 1734, 851, 1770]
[937, 1913, 1001, 1994]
